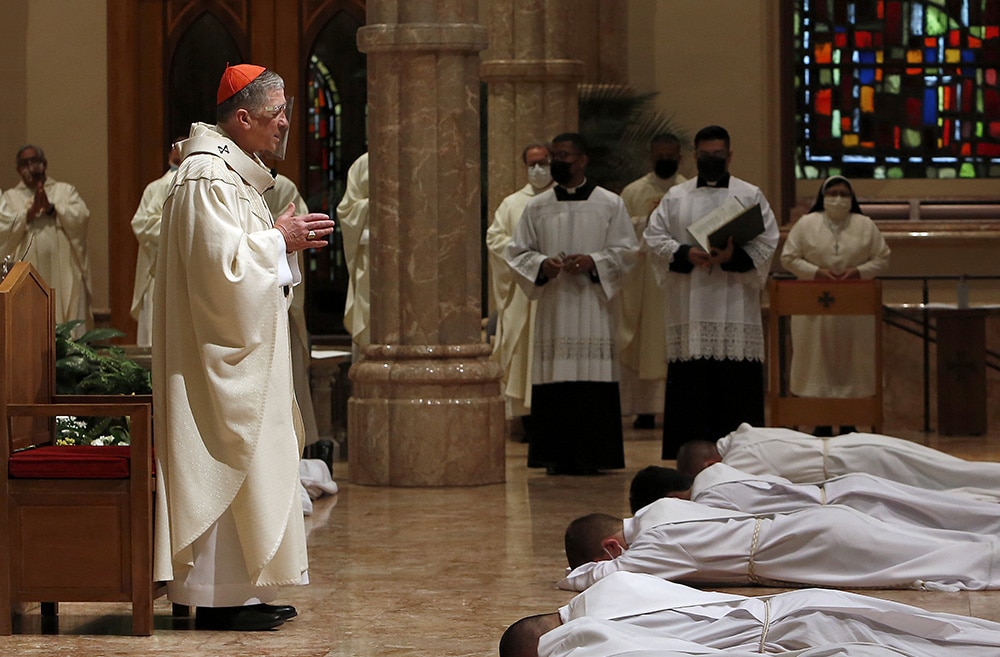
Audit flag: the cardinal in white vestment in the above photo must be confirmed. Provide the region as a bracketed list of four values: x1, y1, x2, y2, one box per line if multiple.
[152, 64, 335, 632]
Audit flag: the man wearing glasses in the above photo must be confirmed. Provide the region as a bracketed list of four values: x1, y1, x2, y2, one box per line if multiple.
[0, 145, 92, 325]
[153, 64, 334, 631]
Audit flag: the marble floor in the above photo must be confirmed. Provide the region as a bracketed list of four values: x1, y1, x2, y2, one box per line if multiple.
[3, 423, 1000, 656]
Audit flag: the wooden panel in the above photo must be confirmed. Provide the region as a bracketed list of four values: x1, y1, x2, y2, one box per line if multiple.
[768, 278, 883, 432]
[936, 310, 988, 435]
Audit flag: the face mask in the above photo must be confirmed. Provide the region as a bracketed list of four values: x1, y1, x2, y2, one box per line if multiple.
[824, 196, 852, 221]
[527, 163, 552, 189]
[550, 160, 575, 186]
[696, 154, 728, 182]
[654, 158, 679, 179]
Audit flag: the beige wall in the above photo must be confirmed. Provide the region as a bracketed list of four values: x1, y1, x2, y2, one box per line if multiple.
[1, 0, 109, 315]
[627, 1, 783, 211]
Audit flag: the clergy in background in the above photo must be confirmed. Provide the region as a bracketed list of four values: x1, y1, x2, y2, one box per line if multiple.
[0, 145, 92, 326]
[506, 133, 638, 475]
[644, 125, 779, 459]
[617, 133, 685, 430]
[486, 143, 553, 435]
[153, 64, 334, 632]
[130, 139, 182, 347]
[780, 175, 890, 436]
[337, 151, 371, 352]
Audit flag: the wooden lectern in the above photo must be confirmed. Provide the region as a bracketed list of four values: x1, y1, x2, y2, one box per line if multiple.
[768, 278, 883, 433]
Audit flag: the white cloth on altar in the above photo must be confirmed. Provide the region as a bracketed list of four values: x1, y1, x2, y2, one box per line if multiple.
[718, 423, 1000, 502]
[691, 462, 1000, 534]
[643, 176, 779, 362]
[559, 497, 1000, 592]
[486, 183, 549, 417]
[505, 184, 638, 384]
[153, 122, 308, 601]
[0, 177, 92, 325]
[780, 210, 890, 397]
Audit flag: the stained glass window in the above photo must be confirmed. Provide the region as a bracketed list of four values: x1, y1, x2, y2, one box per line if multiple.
[795, 0, 1000, 180]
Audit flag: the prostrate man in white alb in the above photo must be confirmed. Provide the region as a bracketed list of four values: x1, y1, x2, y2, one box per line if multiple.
[677, 423, 1000, 502]
[153, 63, 335, 632]
[559, 496, 1000, 593]
[505, 132, 637, 475]
[643, 125, 779, 459]
[130, 139, 182, 347]
[486, 143, 553, 435]
[501, 571, 1000, 657]
[617, 134, 685, 430]
[628, 462, 1000, 535]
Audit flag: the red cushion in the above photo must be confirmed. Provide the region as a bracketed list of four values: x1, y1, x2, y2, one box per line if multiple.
[9, 445, 131, 479]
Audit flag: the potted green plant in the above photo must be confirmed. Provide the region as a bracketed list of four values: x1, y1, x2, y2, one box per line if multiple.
[54, 320, 152, 445]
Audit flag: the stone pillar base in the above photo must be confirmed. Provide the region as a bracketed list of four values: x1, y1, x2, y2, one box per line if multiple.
[348, 344, 505, 486]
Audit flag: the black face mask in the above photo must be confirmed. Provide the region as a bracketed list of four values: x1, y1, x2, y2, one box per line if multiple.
[696, 154, 728, 182]
[550, 160, 575, 186]
[654, 158, 679, 179]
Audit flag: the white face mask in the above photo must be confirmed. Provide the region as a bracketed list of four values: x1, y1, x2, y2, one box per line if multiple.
[824, 196, 852, 221]
[527, 163, 552, 189]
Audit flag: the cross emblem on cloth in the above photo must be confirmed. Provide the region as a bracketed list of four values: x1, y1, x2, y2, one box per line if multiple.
[218, 145, 230, 154]
[817, 290, 835, 308]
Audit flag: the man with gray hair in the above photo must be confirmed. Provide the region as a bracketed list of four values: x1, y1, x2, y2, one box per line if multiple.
[153, 63, 335, 631]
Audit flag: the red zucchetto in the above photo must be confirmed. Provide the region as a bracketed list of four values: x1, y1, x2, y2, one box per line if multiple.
[217, 63, 266, 104]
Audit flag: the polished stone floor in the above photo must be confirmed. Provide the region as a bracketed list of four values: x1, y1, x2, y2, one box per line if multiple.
[4, 423, 1000, 656]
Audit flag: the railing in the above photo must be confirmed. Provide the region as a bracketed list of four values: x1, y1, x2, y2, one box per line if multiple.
[878, 275, 1000, 432]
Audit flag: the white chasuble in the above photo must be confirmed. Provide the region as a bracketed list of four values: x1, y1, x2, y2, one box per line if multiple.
[153, 123, 307, 590]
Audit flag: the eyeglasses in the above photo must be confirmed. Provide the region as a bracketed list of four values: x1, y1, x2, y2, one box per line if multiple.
[824, 190, 853, 198]
[17, 156, 45, 167]
[256, 102, 287, 119]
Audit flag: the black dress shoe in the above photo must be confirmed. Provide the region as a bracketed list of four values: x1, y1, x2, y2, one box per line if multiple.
[252, 603, 297, 620]
[195, 606, 284, 631]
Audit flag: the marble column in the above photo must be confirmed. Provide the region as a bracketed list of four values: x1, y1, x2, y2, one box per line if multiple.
[480, 1, 585, 248]
[350, 1, 505, 486]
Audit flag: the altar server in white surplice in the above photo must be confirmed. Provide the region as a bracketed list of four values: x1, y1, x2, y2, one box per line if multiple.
[502, 571, 1000, 657]
[781, 175, 890, 434]
[629, 461, 1000, 535]
[617, 134, 685, 429]
[678, 423, 1000, 502]
[153, 64, 335, 632]
[486, 143, 553, 423]
[506, 133, 637, 475]
[643, 125, 779, 459]
[337, 151, 370, 351]
[130, 140, 181, 347]
[0, 145, 92, 326]
[559, 497, 1000, 592]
